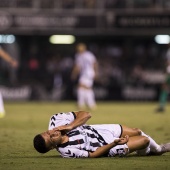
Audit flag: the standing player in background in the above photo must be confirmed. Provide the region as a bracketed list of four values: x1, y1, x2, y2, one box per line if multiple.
[156, 43, 170, 112]
[71, 43, 98, 110]
[0, 46, 18, 118]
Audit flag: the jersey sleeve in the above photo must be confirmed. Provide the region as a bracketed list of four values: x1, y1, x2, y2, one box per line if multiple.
[48, 112, 76, 130]
[58, 147, 89, 158]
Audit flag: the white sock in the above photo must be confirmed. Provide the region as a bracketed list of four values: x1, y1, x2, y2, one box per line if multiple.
[141, 131, 161, 152]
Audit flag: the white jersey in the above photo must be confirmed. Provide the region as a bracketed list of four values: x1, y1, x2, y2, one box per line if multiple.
[75, 51, 96, 87]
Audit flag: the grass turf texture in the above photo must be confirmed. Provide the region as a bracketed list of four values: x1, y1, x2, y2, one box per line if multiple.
[0, 101, 170, 170]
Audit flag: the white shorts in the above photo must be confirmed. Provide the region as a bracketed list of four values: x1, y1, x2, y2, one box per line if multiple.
[91, 124, 123, 143]
[91, 124, 128, 157]
[79, 76, 94, 88]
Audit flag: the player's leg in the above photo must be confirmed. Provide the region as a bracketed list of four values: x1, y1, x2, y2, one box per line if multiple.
[77, 87, 86, 109]
[86, 88, 96, 110]
[140, 131, 163, 154]
[158, 143, 170, 155]
[127, 136, 150, 154]
[157, 88, 168, 112]
[121, 126, 142, 137]
[108, 136, 150, 157]
[0, 91, 5, 118]
[121, 125, 163, 154]
[135, 130, 170, 155]
[156, 77, 170, 112]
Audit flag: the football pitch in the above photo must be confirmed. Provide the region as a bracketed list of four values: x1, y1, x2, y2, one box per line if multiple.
[0, 101, 170, 170]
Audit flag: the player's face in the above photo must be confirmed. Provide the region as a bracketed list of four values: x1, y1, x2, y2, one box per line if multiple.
[42, 129, 62, 150]
[76, 43, 86, 53]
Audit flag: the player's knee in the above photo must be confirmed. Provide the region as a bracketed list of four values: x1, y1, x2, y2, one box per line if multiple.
[133, 128, 142, 135]
[142, 136, 150, 148]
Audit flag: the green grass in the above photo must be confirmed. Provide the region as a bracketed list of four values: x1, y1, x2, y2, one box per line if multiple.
[0, 101, 170, 170]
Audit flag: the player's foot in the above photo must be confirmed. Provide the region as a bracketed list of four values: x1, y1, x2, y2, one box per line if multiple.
[148, 143, 170, 156]
[0, 112, 5, 118]
[160, 143, 170, 154]
[155, 107, 165, 113]
[89, 105, 97, 111]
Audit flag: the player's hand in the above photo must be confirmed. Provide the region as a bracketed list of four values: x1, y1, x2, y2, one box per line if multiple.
[114, 135, 129, 145]
[54, 124, 73, 133]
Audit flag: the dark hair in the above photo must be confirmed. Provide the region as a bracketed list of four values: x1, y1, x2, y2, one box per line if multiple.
[33, 134, 49, 153]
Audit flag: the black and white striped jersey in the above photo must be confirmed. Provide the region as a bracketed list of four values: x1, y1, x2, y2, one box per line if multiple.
[57, 125, 108, 158]
[48, 112, 76, 130]
[48, 112, 125, 158]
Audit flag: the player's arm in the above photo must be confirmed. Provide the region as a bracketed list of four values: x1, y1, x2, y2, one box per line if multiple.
[93, 61, 98, 80]
[89, 136, 129, 158]
[0, 48, 18, 68]
[71, 111, 92, 128]
[71, 64, 80, 80]
[55, 111, 91, 132]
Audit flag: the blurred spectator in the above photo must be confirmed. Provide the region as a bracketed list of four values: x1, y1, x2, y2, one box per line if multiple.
[28, 56, 41, 85]
[28, 56, 39, 71]
[45, 56, 61, 91]
[130, 65, 145, 86]
[45, 55, 64, 100]
[27, 44, 40, 84]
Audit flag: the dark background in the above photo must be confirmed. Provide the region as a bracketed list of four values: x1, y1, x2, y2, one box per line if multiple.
[0, 0, 169, 101]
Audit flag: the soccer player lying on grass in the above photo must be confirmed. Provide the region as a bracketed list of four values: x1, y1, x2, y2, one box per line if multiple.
[33, 111, 170, 158]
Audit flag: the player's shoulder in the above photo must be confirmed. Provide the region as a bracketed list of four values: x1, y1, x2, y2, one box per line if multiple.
[85, 51, 94, 56]
[86, 51, 96, 59]
[50, 112, 75, 119]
